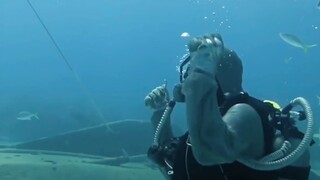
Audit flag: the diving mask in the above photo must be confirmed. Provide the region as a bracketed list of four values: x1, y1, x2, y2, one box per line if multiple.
[178, 35, 224, 83]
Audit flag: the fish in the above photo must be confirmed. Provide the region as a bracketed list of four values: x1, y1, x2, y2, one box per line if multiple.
[279, 33, 317, 53]
[318, 0, 320, 10]
[180, 32, 190, 38]
[16, 111, 39, 121]
[317, 95, 320, 105]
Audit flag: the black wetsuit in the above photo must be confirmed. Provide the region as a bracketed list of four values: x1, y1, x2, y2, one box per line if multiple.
[150, 93, 311, 180]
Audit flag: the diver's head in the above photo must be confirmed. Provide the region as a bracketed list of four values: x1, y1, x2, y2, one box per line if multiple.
[179, 33, 243, 97]
[216, 47, 243, 96]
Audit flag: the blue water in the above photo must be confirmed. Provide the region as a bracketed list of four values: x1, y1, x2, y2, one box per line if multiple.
[0, 0, 319, 147]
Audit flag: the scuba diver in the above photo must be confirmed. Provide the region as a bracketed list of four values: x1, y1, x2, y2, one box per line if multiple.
[144, 33, 314, 180]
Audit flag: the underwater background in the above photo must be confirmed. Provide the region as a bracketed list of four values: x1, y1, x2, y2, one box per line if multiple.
[0, 0, 319, 176]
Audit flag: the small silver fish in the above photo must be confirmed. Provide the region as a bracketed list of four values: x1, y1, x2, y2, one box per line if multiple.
[279, 33, 317, 53]
[317, 0, 320, 10]
[181, 32, 190, 38]
[17, 111, 39, 121]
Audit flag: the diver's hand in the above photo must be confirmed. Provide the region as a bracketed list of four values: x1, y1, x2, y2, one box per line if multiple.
[187, 33, 224, 76]
[144, 80, 170, 111]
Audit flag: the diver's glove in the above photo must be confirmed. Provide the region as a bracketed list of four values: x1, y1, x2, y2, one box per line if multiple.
[144, 80, 170, 111]
[187, 33, 224, 77]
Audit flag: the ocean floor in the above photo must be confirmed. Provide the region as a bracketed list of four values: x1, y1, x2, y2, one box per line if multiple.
[0, 150, 164, 180]
[0, 149, 319, 180]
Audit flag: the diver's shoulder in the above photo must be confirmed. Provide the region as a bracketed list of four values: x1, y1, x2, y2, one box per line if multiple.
[224, 103, 262, 128]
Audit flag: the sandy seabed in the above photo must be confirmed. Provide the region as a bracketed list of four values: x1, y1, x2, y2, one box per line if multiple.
[0, 151, 164, 180]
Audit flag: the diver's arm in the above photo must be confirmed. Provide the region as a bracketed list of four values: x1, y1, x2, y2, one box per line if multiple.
[180, 34, 264, 165]
[182, 70, 264, 166]
[145, 83, 174, 145]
